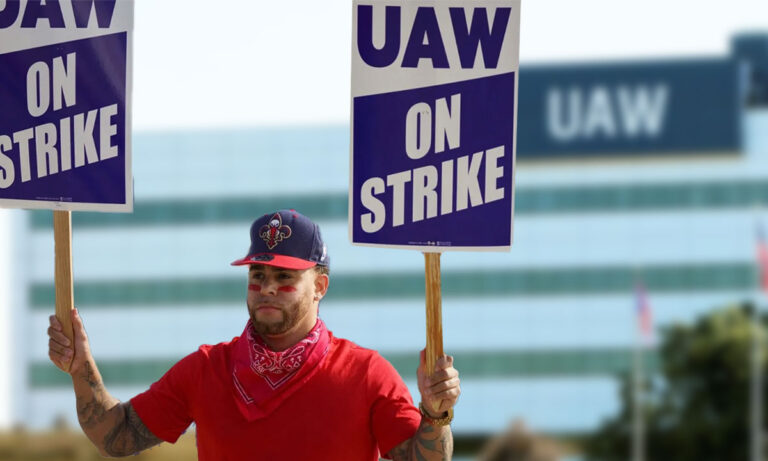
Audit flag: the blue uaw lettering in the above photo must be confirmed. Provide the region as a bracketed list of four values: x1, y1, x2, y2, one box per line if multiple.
[359, 146, 505, 232]
[357, 5, 510, 69]
[448, 7, 510, 69]
[0, 103, 119, 189]
[547, 84, 669, 142]
[0, 0, 116, 29]
[401, 7, 448, 68]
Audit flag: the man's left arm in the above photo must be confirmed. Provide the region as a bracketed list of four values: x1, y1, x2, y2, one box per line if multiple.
[388, 352, 460, 461]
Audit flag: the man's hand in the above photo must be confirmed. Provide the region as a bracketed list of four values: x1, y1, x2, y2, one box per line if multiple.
[48, 308, 93, 375]
[388, 350, 460, 460]
[417, 349, 460, 416]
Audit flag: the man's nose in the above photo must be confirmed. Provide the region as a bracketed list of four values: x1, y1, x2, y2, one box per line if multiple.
[260, 277, 279, 295]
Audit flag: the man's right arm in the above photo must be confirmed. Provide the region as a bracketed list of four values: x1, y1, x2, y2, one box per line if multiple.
[48, 309, 163, 457]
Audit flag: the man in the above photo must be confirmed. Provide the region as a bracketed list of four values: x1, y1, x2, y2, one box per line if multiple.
[48, 209, 461, 460]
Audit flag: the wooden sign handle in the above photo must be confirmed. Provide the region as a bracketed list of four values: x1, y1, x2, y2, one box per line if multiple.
[53, 210, 74, 371]
[424, 252, 444, 412]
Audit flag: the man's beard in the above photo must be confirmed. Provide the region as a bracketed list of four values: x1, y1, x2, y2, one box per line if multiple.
[248, 297, 308, 336]
[250, 307, 295, 335]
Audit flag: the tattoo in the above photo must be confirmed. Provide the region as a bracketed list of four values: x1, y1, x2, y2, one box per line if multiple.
[72, 362, 162, 457]
[440, 436, 449, 454]
[84, 361, 99, 388]
[388, 439, 412, 460]
[76, 362, 108, 428]
[388, 419, 453, 461]
[78, 398, 107, 429]
[103, 403, 163, 457]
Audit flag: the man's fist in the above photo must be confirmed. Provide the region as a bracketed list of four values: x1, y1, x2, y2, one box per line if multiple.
[417, 349, 461, 416]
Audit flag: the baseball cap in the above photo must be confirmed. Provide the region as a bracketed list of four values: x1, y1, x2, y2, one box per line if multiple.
[230, 209, 330, 270]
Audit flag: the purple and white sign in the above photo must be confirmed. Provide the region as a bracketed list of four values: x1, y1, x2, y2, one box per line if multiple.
[0, 0, 133, 212]
[350, 0, 520, 251]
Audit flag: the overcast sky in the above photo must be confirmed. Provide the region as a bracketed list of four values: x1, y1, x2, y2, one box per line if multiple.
[131, 0, 768, 130]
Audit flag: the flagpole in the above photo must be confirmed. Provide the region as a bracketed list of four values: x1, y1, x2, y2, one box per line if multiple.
[632, 280, 648, 461]
[751, 215, 767, 461]
[632, 325, 645, 461]
[751, 300, 763, 461]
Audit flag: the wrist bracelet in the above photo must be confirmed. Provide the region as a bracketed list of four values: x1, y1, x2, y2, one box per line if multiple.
[419, 402, 453, 426]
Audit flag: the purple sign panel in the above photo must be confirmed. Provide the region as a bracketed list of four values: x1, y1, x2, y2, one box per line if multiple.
[352, 73, 515, 249]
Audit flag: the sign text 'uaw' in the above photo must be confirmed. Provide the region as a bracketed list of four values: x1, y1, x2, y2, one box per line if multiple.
[350, 0, 520, 251]
[0, 0, 133, 212]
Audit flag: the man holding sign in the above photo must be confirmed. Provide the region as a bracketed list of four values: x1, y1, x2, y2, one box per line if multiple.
[48, 210, 461, 460]
[1, 0, 135, 380]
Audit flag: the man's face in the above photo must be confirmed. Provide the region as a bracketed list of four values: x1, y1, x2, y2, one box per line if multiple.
[246, 265, 320, 336]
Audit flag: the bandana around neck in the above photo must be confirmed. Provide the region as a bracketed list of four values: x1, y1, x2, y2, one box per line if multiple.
[231, 318, 330, 421]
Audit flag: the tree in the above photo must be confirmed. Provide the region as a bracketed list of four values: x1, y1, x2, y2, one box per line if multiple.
[583, 303, 768, 461]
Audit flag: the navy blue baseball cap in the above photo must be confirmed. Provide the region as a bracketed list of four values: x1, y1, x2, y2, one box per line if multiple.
[231, 210, 330, 270]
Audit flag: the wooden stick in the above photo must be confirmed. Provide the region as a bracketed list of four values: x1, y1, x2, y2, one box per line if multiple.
[53, 210, 74, 372]
[424, 252, 444, 412]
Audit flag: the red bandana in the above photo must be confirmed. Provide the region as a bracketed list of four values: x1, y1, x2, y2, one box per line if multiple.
[231, 318, 330, 421]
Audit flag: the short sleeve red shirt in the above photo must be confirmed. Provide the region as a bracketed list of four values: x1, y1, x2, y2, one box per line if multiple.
[131, 333, 421, 460]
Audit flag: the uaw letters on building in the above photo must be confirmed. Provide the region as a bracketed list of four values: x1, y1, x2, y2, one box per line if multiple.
[0, 0, 133, 211]
[350, 0, 520, 251]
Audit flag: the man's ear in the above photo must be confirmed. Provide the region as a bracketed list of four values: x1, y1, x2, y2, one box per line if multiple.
[313, 272, 329, 301]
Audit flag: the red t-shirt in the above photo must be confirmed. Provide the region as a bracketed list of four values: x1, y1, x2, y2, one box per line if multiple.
[131, 333, 421, 460]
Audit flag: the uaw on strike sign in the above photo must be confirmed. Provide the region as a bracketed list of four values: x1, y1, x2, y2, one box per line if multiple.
[350, 0, 520, 251]
[0, 0, 133, 212]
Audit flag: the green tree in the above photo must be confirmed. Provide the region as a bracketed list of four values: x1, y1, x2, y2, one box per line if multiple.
[584, 303, 768, 461]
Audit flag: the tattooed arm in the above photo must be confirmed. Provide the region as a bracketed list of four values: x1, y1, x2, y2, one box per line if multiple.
[387, 420, 453, 461]
[387, 351, 460, 461]
[48, 309, 163, 457]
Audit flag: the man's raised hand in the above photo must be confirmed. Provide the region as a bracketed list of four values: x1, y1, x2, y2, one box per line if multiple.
[48, 308, 92, 375]
[417, 349, 461, 416]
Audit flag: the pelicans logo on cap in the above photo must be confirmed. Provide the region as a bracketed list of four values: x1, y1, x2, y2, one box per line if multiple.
[259, 213, 292, 249]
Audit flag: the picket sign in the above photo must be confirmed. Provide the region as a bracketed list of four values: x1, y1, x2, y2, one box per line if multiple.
[0, 0, 135, 365]
[350, 0, 521, 411]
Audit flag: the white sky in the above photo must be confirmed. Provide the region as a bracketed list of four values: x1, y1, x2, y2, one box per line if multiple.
[1, 0, 767, 428]
[131, 0, 768, 130]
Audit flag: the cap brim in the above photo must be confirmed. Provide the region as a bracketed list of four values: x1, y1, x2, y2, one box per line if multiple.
[231, 253, 317, 270]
